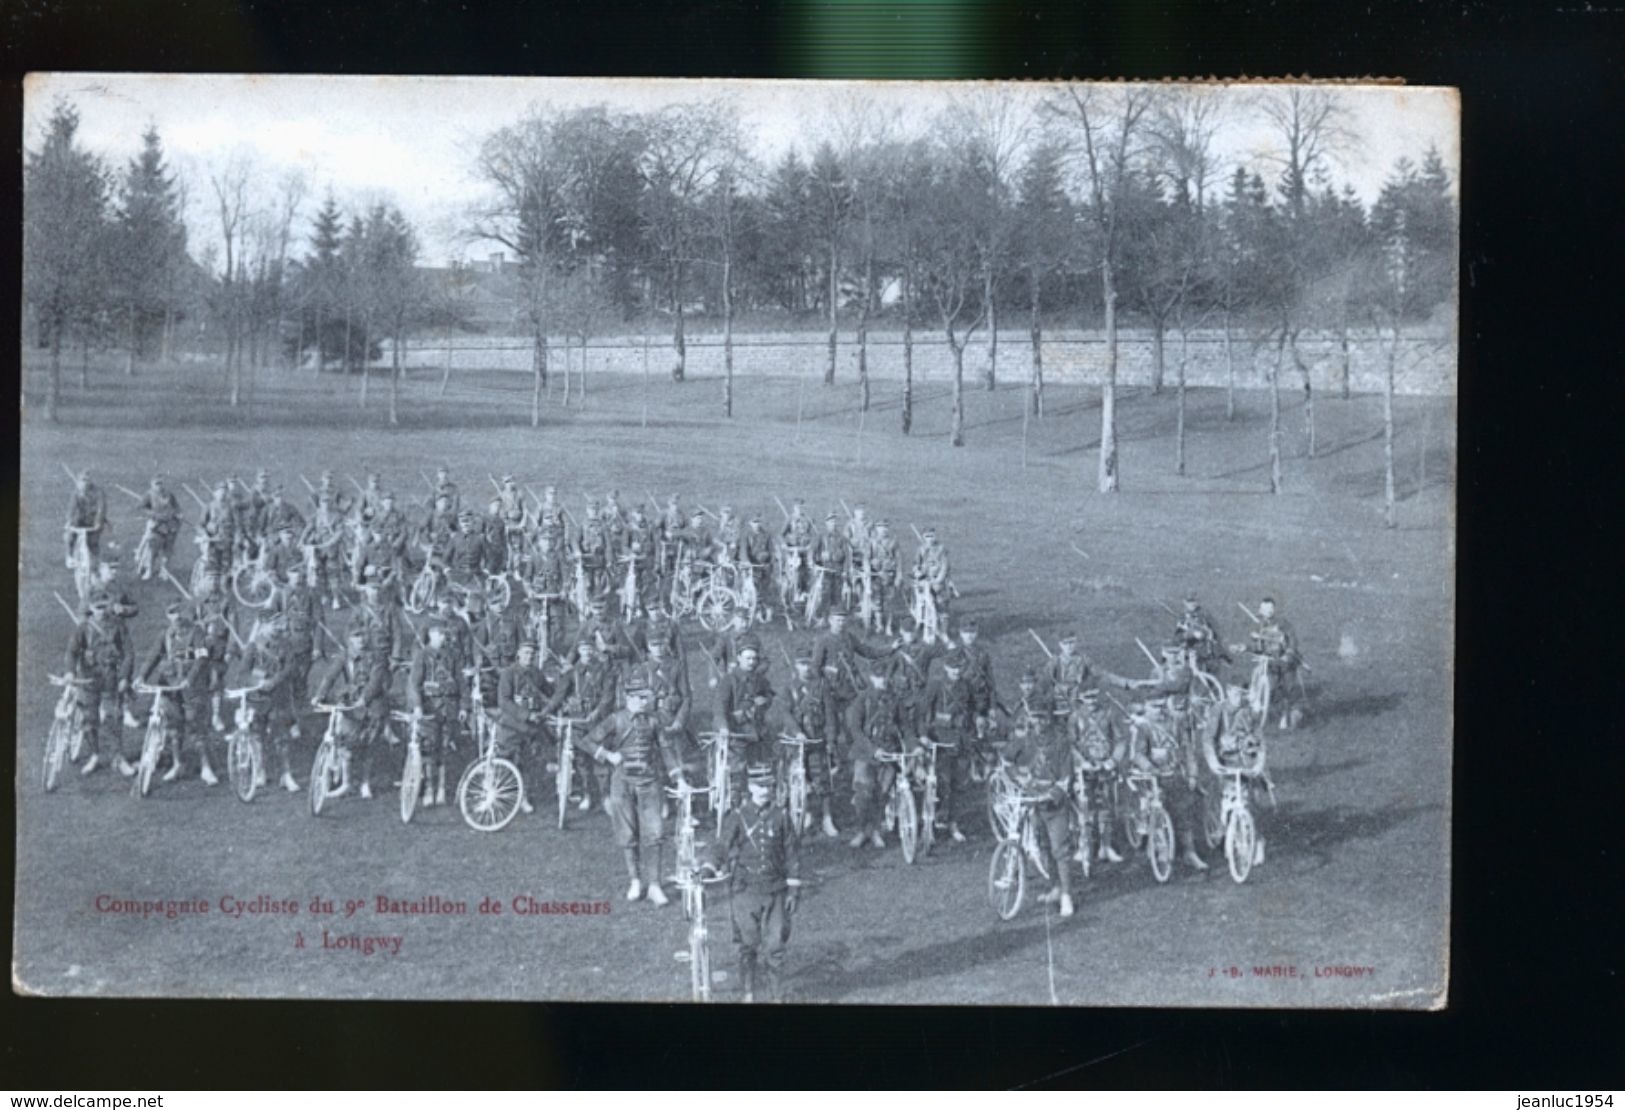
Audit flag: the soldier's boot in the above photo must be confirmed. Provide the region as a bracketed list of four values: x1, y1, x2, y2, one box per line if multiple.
[1253, 837, 1266, 866]
[1099, 817, 1124, 863]
[1180, 829, 1208, 871]
[162, 737, 184, 782]
[821, 801, 839, 839]
[740, 956, 757, 1004]
[623, 849, 643, 902]
[765, 962, 785, 1004]
[200, 755, 219, 786]
[421, 760, 437, 806]
[212, 694, 226, 734]
[281, 768, 300, 793]
[435, 764, 447, 807]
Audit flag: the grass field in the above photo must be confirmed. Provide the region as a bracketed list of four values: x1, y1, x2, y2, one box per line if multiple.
[14, 357, 1455, 1006]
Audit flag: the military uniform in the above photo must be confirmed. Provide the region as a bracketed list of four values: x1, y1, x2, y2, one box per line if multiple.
[66, 610, 131, 763]
[1071, 699, 1126, 860]
[408, 635, 469, 797]
[715, 665, 776, 801]
[139, 487, 182, 573]
[918, 669, 978, 832]
[1175, 605, 1230, 672]
[710, 789, 802, 1002]
[782, 670, 837, 807]
[541, 655, 617, 807]
[496, 656, 552, 786]
[586, 701, 683, 893]
[999, 715, 1077, 905]
[241, 632, 296, 778]
[140, 615, 209, 772]
[808, 527, 849, 621]
[65, 481, 108, 563]
[845, 681, 907, 839]
[809, 622, 891, 757]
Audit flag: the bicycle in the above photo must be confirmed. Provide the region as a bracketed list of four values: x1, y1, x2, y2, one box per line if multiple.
[910, 577, 941, 644]
[1122, 768, 1177, 884]
[223, 685, 264, 802]
[1071, 756, 1120, 880]
[42, 673, 90, 793]
[308, 700, 362, 816]
[232, 555, 279, 610]
[987, 790, 1056, 921]
[775, 733, 822, 833]
[406, 560, 442, 614]
[393, 709, 424, 824]
[131, 680, 188, 799]
[665, 778, 709, 921]
[918, 736, 958, 858]
[547, 714, 589, 830]
[673, 868, 732, 1002]
[459, 707, 526, 833]
[133, 520, 159, 582]
[698, 730, 750, 834]
[874, 746, 924, 864]
[65, 527, 96, 602]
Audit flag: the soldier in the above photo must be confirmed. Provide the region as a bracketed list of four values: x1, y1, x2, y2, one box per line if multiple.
[66, 591, 134, 777]
[262, 486, 306, 543]
[712, 505, 741, 564]
[1246, 596, 1304, 729]
[495, 640, 550, 816]
[713, 639, 776, 805]
[264, 523, 305, 585]
[1071, 687, 1127, 866]
[96, 553, 142, 728]
[1012, 667, 1053, 734]
[577, 503, 611, 599]
[780, 498, 815, 583]
[481, 497, 508, 575]
[807, 513, 849, 622]
[537, 485, 567, 550]
[868, 519, 905, 633]
[740, 513, 776, 621]
[705, 763, 803, 1003]
[139, 602, 210, 782]
[312, 629, 380, 799]
[954, 618, 998, 739]
[782, 650, 840, 838]
[912, 525, 952, 618]
[408, 621, 469, 808]
[301, 491, 347, 611]
[811, 606, 893, 762]
[1127, 643, 1209, 872]
[447, 508, 489, 592]
[271, 564, 321, 746]
[200, 482, 237, 584]
[624, 627, 698, 783]
[917, 652, 978, 843]
[678, 507, 712, 578]
[138, 477, 183, 580]
[541, 638, 617, 811]
[357, 472, 387, 524]
[885, 615, 945, 738]
[845, 668, 906, 849]
[997, 703, 1079, 917]
[64, 469, 108, 567]
[1174, 594, 1230, 674]
[1044, 630, 1096, 709]
[585, 679, 684, 906]
[1200, 682, 1271, 868]
[844, 502, 872, 558]
[525, 530, 569, 652]
[497, 474, 524, 518]
[349, 606, 397, 801]
[239, 622, 299, 792]
[372, 491, 409, 565]
[192, 574, 239, 768]
[431, 466, 460, 517]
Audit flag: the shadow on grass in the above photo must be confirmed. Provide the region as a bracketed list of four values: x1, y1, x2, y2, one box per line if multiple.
[1267, 799, 1442, 874]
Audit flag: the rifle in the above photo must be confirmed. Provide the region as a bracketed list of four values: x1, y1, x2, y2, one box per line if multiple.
[1157, 599, 1179, 618]
[348, 476, 367, 495]
[61, 462, 78, 484]
[114, 483, 144, 503]
[54, 591, 82, 626]
[181, 482, 208, 511]
[778, 642, 795, 673]
[840, 498, 853, 520]
[299, 474, 316, 495]
[773, 495, 791, 523]
[162, 567, 194, 601]
[1070, 542, 1090, 561]
[909, 523, 923, 542]
[316, 621, 344, 650]
[1135, 637, 1160, 669]
[223, 618, 248, 653]
[1028, 629, 1054, 660]
[420, 471, 435, 494]
[1237, 602, 1261, 625]
[647, 491, 662, 515]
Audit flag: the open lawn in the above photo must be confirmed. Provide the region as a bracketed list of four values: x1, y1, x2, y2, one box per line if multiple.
[15, 358, 1454, 1006]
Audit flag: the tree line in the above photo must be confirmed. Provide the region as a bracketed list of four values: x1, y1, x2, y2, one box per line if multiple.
[24, 86, 1454, 522]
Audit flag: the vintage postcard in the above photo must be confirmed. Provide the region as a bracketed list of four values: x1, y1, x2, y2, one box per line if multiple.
[16, 74, 1457, 1005]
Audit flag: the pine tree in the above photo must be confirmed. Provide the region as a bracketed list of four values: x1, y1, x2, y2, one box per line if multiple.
[111, 125, 188, 376]
[305, 193, 344, 371]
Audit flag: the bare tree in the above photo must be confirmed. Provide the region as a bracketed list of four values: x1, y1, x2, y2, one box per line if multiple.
[1046, 83, 1160, 493]
[208, 152, 254, 406]
[829, 93, 901, 412]
[919, 149, 990, 448]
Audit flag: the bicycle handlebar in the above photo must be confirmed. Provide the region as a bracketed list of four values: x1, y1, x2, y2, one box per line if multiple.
[134, 681, 188, 696]
[777, 733, 823, 746]
[49, 673, 90, 687]
[225, 685, 266, 700]
[312, 701, 364, 714]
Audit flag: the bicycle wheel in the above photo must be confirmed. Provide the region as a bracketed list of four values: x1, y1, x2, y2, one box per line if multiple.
[233, 566, 275, 609]
[1249, 664, 1272, 723]
[919, 775, 937, 857]
[988, 837, 1026, 920]
[1077, 797, 1095, 879]
[460, 757, 524, 832]
[309, 740, 334, 816]
[486, 575, 512, 613]
[697, 584, 738, 632]
[896, 781, 919, 865]
[189, 557, 208, 599]
[1122, 800, 1147, 852]
[1148, 803, 1175, 884]
[68, 711, 84, 762]
[408, 571, 436, 614]
[399, 741, 422, 824]
[1202, 790, 1224, 850]
[787, 758, 807, 832]
[1225, 805, 1256, 884]
[136, 720, 163, 798]
[229, 733, 259, 803]
[43, 718, 69, 793]
[556, 741, 572, 829]
[986, 773, 1015, 839]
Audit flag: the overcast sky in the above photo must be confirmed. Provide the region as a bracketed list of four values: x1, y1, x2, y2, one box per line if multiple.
[26, 74, 1458, 269]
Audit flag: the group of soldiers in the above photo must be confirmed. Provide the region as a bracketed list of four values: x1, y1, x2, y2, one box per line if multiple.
[53, 465, 1305, 1002]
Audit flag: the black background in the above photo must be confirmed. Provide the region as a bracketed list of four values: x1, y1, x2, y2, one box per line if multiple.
[2, 0, 1620, 1090]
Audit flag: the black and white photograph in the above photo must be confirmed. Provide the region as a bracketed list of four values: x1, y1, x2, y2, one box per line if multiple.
[16, 74, 1458, 1007]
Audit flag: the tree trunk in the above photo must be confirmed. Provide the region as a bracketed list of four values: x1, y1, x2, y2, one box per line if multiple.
[1339, 290, 1353, 399]
[80, 333, 91, 390]
[671, 262, 686, 383]
[47, 329, 62, 423]
[1150, 316, 1165, 395]
[857, 254, 871, 412]
[563, 340, 572, 407]
[358, 316, 371, 408]
[1384, 328, 1398, 528]
[901, 277, 914, 436]
[723, 253, 734, 418]
[1291, 330, 1315, 458]
[1098, 261, 1120, 494]
[439, 327, 453, 397]
[641, 321, 651, 429]
[1268, 328, 1285, 494]
[1223, 305, 1237, 421]
[824, 241, 837, 385]
[532, 335, 546, 427]
[1029, 273, 1044, 418]
[125, 307, 137, 376]
[983, 267, 997, 391]
[388, 327, 401, 426]
[161, 304, 174, 366]
[578, 336, 587, 404]
[342, 305, 352, 377]
[1176, 321, 1189, 476]
[950, 333, 965, 448]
